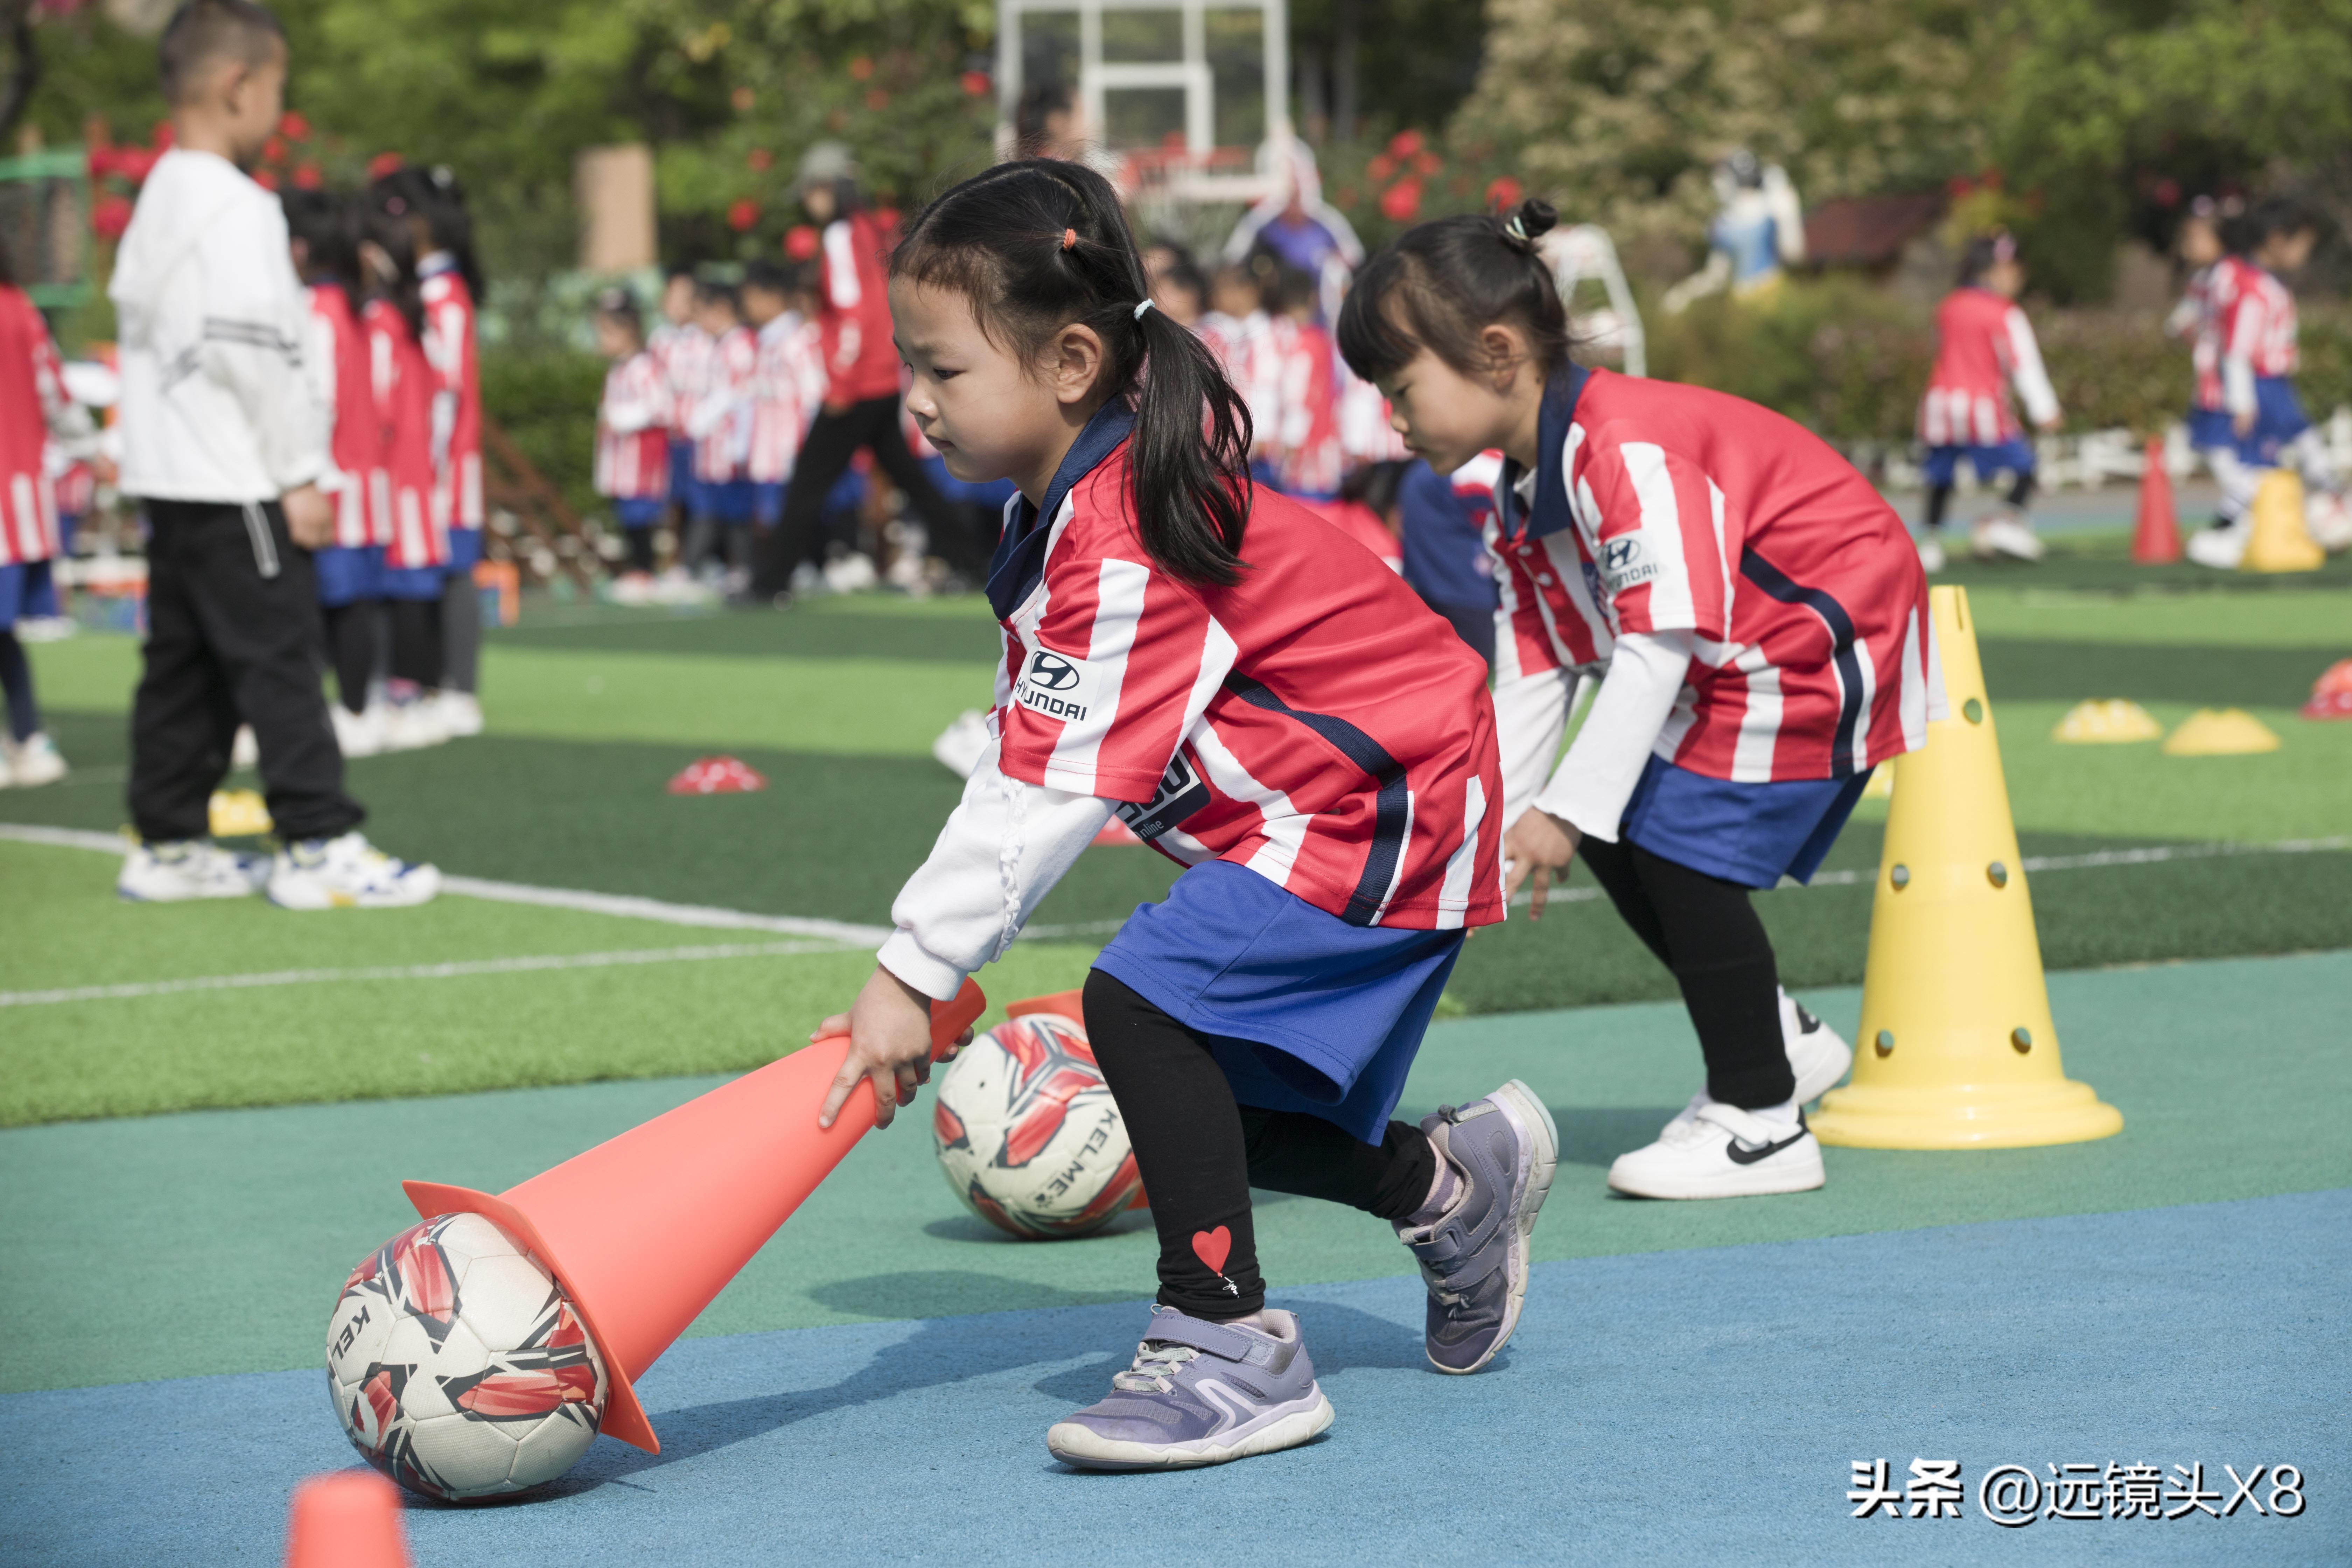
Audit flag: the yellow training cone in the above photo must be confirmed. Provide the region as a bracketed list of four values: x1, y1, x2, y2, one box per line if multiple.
[208, 788, 273, 837]
[2051, 699, 2163, 743]
[2162, 708, 2281, 756]
[2241, 470, 2323, 573]
[1811, 586, 2122, 1149]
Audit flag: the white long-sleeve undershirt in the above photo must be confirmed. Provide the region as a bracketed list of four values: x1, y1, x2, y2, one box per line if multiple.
[875, 740, 1114, 1001]
[1526, 629, 1696, 842]
[1491, 660, 1584, 834]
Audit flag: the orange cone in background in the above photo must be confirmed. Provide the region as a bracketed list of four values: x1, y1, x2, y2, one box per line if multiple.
[404, 979, 986, 1455]
[284, 1472, 410, 1568]
[2131, 437, 2180, 564]
[2302, 659, 2352, 720]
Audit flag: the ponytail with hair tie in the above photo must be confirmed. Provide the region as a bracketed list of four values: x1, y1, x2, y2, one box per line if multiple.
[1338, 194, 1574, 385]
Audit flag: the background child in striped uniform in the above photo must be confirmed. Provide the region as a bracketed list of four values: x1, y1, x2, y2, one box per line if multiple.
[681, 280, 759, 591]
[0, 237, 74, 788]
[1344, 198, 1939, 1202]
[359, 191, 448, 750]
[590, 288, 671, 600]
[1914, 231, 2061, 570]
[820, 158, 1557, 1471]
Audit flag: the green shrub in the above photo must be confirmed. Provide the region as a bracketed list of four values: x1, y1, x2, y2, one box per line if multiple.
[479, 348, 608, 523]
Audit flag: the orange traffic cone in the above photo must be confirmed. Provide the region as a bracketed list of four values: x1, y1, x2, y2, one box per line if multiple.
[2131, 437, 2180, 564]
[284, 1472, 410, 1568]
[403, 979, 986, 1455]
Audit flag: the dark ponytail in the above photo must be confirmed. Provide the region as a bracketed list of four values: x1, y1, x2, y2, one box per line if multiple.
[1337, 196, 1570, 385]
[891, 159, 1252, 588]
[358, 192, 425, 341]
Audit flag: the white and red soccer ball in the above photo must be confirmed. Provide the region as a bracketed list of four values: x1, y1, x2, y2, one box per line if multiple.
[326, 1212, 607, 1499]
[932, 1011, 1142, 1239]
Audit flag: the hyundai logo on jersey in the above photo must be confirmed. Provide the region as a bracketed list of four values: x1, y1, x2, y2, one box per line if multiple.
[1014, 646, 1097, 722]
[1598, 534, 1659, 594]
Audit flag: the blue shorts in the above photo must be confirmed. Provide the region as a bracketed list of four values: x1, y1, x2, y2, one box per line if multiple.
[615, 496, 665, 530]
[752, 482, 785, 528]
[666, 439, 694, 502]
[2192, 379, 2311, 468]
[696, 478, 759, 523]
[1620, 754, 1874, 890]
[0, 560, 53, 629]
[445, 526, 481, 574]
[379, 563, 446, 602]
[56, 512, 79, 557]
[1921, 439, 2036, 488]
[313, 545, 383, 608]
[1093, 858, 1465, 1144]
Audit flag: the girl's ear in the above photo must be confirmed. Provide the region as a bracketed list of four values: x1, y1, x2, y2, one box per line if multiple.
[1480, 323, 1527, 391]
[1047, 322, 1107, 409]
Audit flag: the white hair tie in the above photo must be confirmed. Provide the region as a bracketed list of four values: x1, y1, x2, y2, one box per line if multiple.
[1133, 298, 1155, 322]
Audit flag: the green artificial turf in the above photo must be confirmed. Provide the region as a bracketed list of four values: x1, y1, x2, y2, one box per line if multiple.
[5, 949, 2344, 1394]
[1931, 527, 2352, 593]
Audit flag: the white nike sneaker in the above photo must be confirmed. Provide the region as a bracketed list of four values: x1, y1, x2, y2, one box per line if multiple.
[230, 724, 259, 769]
[379, 696, 448, 751]
[1915, 534, 1947, 573]
[0, 731, 67, 787]
[331, 703, 384, 758]
[1971, 510, 2046, 562]
[1783, 989, 1853, 1105]
[436, 691, 485, 737]
[266, 832, 441, 910]
[118, 839, 270, 902]
[1608, 1101, 1825, 1200]
[2186, 523, 2248, 569]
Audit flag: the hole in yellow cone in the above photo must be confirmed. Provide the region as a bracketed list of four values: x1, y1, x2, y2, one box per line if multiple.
[2011, 1028, 2032, 1053]
[1890, 864, 1910, 889]
[1963, 698, 1984, 724]
[1875, 1030, 1895, 1057]
[1987, 861, 2008, 888]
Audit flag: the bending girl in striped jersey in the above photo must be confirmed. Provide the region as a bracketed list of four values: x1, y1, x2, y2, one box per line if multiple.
[1341, 200, 1941, 1202]
[811, 158, 1558, 1471]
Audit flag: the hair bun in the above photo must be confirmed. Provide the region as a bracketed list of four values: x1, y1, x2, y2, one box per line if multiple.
[1501, 197, 1559, 253]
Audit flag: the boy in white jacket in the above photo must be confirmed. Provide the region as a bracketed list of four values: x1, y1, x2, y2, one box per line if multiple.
[109, 0, 436, 909]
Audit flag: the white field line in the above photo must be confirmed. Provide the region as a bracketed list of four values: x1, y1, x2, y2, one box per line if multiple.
[0, 939, 848, 1009]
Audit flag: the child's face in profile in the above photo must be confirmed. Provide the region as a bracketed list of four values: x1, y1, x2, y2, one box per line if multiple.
[1984, 257, 2026, 299]
[1376, 339, 1524, 479]
[1211, 273, 1260, 318]
[661, 276, 695, 326]
[593, 314, 637, 360]
[2179, 216, 2222, 268]
[2262, 229, 2317, 273]
[891, 277, 1095, 496]
[694, 296, 737, 334]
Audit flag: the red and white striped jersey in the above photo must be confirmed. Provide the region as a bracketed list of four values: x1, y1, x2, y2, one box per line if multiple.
[594, 350, 671, 500]
[690, 325, 756, 484]
[363, 298, 446, 569]
[1503, 368, 1936, 782]
[651, 322, 712, 441]
[816, 212, 901, 404]
[419, 260, 483, 530]
[989, 407, 1505, 930]
[1199, 309, 1280, 457]
[1297, 495, 1403, 570]
[2216, 258, 2297, 411]
[50, 452, 94, 519]
[748, 312, 824, 483]
[1486, 446, 1614, 685]
[0, 285, 64, 567]
[1270, 317, 1344, 495]
[303, 282, 378, 548]
[2182, 261, 2236, 411]
[1917, 286, 2059, 445]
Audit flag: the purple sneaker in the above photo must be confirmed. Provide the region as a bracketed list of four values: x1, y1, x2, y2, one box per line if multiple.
[1045, 1306, 1334, 1470]
[1396, 1079, 1559, 1374]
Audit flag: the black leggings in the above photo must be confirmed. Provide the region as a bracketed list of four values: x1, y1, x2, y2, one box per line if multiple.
[750, 395, 988, 594]
[320, 601, 377, 716]
[389, 597, 443, 691]
[0, 629, 37, 742]
[1082, 970, 1437, 1321]
[1576, 837, 1794, 1109]
[1926, 470, 2035, 529]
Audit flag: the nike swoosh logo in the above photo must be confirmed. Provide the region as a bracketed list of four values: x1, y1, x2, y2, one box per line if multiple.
[1725, 1117, 1810, 1166]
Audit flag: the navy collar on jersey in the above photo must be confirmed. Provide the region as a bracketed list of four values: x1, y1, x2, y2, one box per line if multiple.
[1494, 363, 1591, 545]
[985, 399, 1137, 620]
[417, 251, 459, 280]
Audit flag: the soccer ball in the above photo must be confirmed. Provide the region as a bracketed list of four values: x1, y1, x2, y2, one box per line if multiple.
[326, 1212, 607, 1500]
[932, 1011, 1143, 1239]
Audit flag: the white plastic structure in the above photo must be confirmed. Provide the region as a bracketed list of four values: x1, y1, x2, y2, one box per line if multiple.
[1542, 223, 1646, 378]
[996, 0, 1290, 207]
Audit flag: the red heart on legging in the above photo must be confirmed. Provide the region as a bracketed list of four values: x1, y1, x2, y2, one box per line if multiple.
[1191, 1226, 1231, 1274]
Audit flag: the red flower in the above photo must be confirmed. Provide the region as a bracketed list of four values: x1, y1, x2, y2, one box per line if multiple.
[727, 198, 759, 232]
[747, 147, 773, 172]
[92, 195, 134, 241]
[960, 70, 990, 96]
[784, 225, 819, 260]
[368, 151, 404, 180]
[848, 54, 874, 80]
[253, 168, 279, 191]
[263, 136, 286, 164]
[1486, 174, 1523, 211]
[1367, 153, 1395, 180]
[279, 111, 310, 141]
[1379, 178, 1422, 223]
[85, 147, 116, 180]
[864, 88, 890, 111]
[1387, 129, 1422, 159]
[151, 121, 174, 149]
[293, 162, 323, 190]
[116, 148, 158, 184]
[1411, 150, 1441, 176]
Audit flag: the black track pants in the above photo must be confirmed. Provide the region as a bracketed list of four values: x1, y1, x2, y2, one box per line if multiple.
[1082, 970, 1437, 1320]
[749, 396, 990, 594]
[129, 499, 364, 844]
[1575, 836, 1794, 1108]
